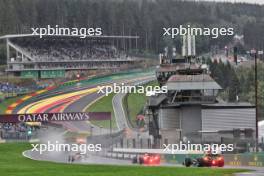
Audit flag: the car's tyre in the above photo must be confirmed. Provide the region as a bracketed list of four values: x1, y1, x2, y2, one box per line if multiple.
[185, 158, 192, 167]
[196, 158, 204, 167]
[132, 157, 137, 164]
[139, 157, 144, 165]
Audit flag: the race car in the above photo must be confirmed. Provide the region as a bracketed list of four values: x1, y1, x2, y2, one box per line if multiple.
[132, 153, 161, 165]
[184, 153, 224, 167]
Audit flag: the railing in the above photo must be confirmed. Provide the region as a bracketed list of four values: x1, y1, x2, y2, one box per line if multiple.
[173, 95, 216, 103]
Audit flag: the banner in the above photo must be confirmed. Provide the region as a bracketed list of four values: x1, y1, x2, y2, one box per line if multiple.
[21, 71, 38, 78]
[0, 112, 111, 123]
[40, 70, 65, 78]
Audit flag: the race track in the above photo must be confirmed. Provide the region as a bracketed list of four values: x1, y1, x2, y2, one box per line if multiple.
[12, 73, 154, 134]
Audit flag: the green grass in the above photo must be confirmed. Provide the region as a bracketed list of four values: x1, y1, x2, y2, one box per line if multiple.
[125, 81, 159, 127]
[0, 96, 23, 114]
[86, 93, 116, 129]
[0, 143, 249, 176]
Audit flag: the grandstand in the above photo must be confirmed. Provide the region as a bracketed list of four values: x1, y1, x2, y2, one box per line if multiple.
[0, 34, 140, 78]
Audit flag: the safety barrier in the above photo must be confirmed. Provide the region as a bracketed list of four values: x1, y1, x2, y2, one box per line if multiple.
[163, 153, 264, 167]
[107, 148, 264, 167]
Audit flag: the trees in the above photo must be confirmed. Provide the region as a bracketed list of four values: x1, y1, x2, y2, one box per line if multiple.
[0, 0, 263, 56]
[209, 61, 264, 119]
[228, 70, 240, 102]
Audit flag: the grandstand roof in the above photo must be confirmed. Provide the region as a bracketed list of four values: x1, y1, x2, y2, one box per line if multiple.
[166, 74, 222, 90]
[168, 74, 214, 82]
[0, 34, 139, 40]
[157, 63, 202, 72]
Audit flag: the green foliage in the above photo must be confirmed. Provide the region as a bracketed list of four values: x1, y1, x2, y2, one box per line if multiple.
[209, 60, 264, 120]
[228, 71, 240, 102]
[86, 93, 116, 129]
[237, 63, 264, 119]
[0, 0, 263, 58]
[0, 43, 6, 65]
[0, 91, 4, 101]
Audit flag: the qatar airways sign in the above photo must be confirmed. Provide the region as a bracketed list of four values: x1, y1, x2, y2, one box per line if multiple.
[0, 112, 111, 123]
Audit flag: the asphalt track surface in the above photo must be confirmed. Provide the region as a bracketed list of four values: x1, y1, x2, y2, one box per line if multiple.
[112, 92, 128, 130]
[23, 149, 132, 165]
[112, 91, 150, 139]
[23, 149, 264, 176]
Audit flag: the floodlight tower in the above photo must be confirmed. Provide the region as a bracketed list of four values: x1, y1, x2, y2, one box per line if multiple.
[182, 34, 196, 63]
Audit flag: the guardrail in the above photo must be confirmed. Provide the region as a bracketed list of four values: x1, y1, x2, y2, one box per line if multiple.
[106, 148, 264, 167]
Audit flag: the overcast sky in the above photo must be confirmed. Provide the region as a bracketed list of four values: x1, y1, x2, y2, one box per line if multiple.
[194, 0, 264, 5]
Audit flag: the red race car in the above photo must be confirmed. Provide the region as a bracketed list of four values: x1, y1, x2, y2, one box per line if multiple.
[185, 153, 224, 167]
[133, 154, 161, 165]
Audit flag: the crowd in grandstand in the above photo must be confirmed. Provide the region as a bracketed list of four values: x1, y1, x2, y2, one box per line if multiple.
[0, 123, 27, 132]
[0, 82, 26, 93]
[11, 38, 126, 62]
[0, 81, 49, 99]
[37, 62, 128, 70]
[0, 123, 33, 140]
